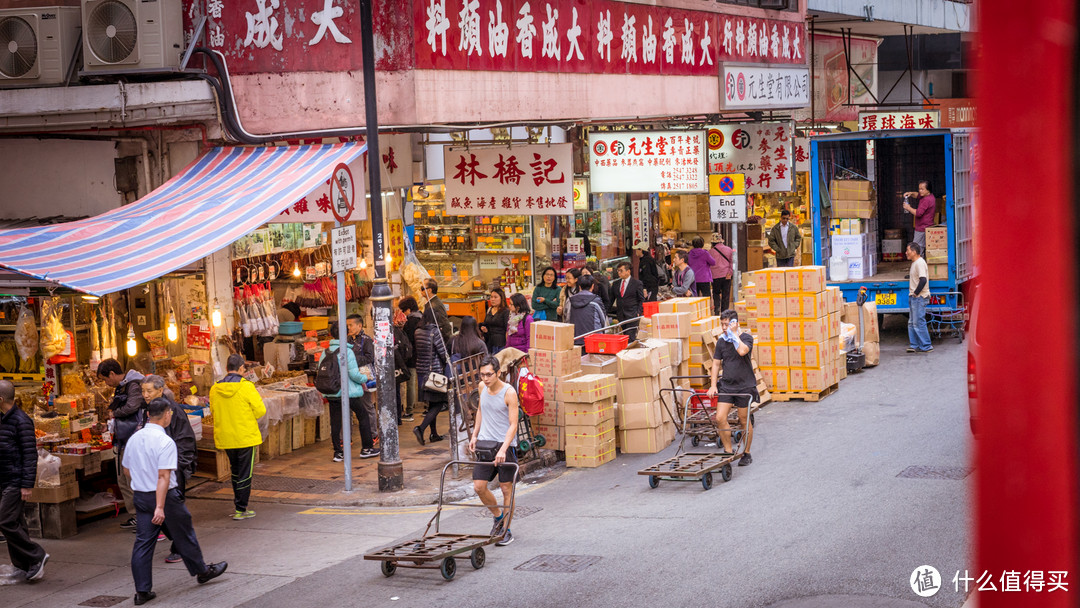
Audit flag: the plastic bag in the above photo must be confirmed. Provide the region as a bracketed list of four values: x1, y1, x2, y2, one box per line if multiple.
[14, 306, 37, 361]
[400, 249, 432, 304]
[840, 322, 857, 351]
[35, 448, 62, 487]
[39, 298, 66, 360]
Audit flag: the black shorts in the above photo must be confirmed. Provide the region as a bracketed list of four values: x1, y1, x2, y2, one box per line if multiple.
[473, 447, 519, 483]
[716, 394, 753, 409]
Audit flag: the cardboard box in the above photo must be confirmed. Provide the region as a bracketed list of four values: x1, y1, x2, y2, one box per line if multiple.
[759, 367, 790, 392]
[530, 321, 576, 352]
[747, 245, 764, 271]
[536, 371, 582, 401]
[754, 294, 788, 318]
[652, 312, 694, 339]
[27, 482, 79, 504]
[658, 339, 684, 366]
[928, 264, 948, 280]
[533, 423, 563, 451]
[734, 300, 749, 319]
[563, 397, 616, 426]
[616, 345, 663, 378]
[790, 366, 830, 392]
[784, 266, 827, 294]
[616, 376, 661, 405]
[538, 401, 562, 426]
[833, 197, 875, 219]
[618, 400, 664, 430]
[863, 341, 880, 366]
[580, 354, 618, 375]
[785, 291, 827, 319]
[663, 419, 677, 443]
[788, 341, 828, 368]
[565, 437, 616, 468]
[926, 224, 948, 251]
[559, 374, 617, 403]
[618, 425, 669, 454]
[757, 343, 789, 367]
[926, 251, 947, 265]
[831, 234, 870, 258]
[658, 297, 711, 320]
[752, 268, 787, 294]
[565, 419, 616, 449]
[529, 347, 581, 377]
[756, 318, 788, 342]
[831, 179, 874, 200]
[825, 287, 842, 314]
[787, 317, 828, 343]
[828, 311, 841, 338]
[658, 366, 674, 399]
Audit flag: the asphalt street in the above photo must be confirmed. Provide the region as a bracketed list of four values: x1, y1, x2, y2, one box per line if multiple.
[4, 320, 971, 608]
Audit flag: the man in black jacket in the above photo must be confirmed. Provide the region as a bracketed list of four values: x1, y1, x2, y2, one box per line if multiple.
[633, 243, 661, 301]
[568, 274, 607, 346]
[141, 375, 197, 565]
[98, 358, 145, 530]
[610, 261, 646, 342]
[0, 380, 49, 581]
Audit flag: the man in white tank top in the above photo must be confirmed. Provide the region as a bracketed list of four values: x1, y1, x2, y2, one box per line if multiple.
[469, 355, 521, 547]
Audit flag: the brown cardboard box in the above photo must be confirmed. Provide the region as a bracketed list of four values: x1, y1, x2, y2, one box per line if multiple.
[784, 266, 827, 293]
[825, 286, 842, 314]
[616, 376, 660, 404]
[754, 294, 788, 318]
[565, 437, 616, 468]
[565, 419, 616, 449]
[787, 317, 828, 343]
[757, 318, 788, 342]
[580, 354, 618, 375]
[530, 321, 576, 352]
[538, 401, 562, 426]
[757, 343, 789, 367]
[925, 224, 948, 251]
[618, 400, 664, 430]
[928, 264, 948, 280]
[563, 397, 616, 426]
[756, 268, 788, 294]
[558, 374, 617, 403]
[658, 365, 674, 398]
[529, 348, 581, 377]
[863, 341, 880, 366]
[616, 346, 663, 378]
[636, 339, 673, 368]
[27, 482, 79, 504]
[536, 371, 582, 402]
[652, 312, 694, 339]
[658, 338, 684, 366]
[659, 297, 711, 320]
[663, 420, 677, 443]
[759, 367, 790, 392]
[785, 291, 827, 318]
[788, 341, 828, 367]
[831, 179, 874, 200]
[789, 366, 829, 392]
[691, 316, 724, 341]
[617, 425, 669, 454]
[832, 197, 875, 219]
[533, 423, 563, 450]
[925, 251, 947, 264]
[747, 246, 764, 271]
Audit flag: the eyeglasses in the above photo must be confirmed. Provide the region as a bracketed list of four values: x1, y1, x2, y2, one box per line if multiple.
[479, 371, 496, 378]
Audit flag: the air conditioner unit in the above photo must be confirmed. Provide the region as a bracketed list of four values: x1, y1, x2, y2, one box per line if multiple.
[0, 7, 81, 87]
[81, 0, 182, 72]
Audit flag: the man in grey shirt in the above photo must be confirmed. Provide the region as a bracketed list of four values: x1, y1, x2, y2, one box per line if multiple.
[468, 356, 520, 547]
[671, 250, 697, 296]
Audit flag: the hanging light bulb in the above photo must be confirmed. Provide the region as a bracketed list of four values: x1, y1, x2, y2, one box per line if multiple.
[166, 309, 178, 342]
[211, 300, 223, 328]
[359, 258, 368, 269]
[292, 262, 301, 277]
[385, 251, 392, 265]
[126, 324, 137, 357]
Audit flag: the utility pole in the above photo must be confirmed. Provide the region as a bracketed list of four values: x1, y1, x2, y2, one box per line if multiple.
[358, 0, 402, 491]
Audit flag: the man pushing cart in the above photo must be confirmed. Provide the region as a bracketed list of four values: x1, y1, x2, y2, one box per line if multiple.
[706, 309, 757, 466]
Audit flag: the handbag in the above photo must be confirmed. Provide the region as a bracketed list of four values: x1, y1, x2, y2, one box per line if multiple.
[424, 371, 449, 393]
[473, 440, 502, 462]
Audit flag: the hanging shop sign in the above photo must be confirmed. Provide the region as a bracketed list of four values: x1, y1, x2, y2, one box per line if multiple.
[387, 219, 405, 272]
[705, 122, 793, 192]
[379, 134, 415, 190]
[442, 144, 574, 215]
[708, 173, 746, 223]
[588, 130, 707, 193]
[793, 33, 878, 123]
[565, 237, 583, 255]
[858, 111, 939, 131]
[720, 64, 810, 110]
[270, 154, 368, 223]
[935, 98, 976, 128]
[631, 197, 650, 249]
[792, 137, 810, 173]
[573, 178, 589, 211]
[331, 225, 358, 273]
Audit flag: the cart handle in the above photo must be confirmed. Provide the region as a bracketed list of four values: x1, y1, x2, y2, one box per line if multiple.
[433, 460, 521, 537]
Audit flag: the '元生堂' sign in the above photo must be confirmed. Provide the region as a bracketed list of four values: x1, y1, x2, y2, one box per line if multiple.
[706, 121, 793, 192]
[721, 64, 810, 110]
[442, 144, 574, 215]
[588, 130, 707, 193]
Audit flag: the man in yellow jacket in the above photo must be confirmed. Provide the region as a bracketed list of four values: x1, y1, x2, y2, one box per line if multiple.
[208, 354, 266, 521]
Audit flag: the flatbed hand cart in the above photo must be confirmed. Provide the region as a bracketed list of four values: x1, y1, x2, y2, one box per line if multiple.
[926, 290, 966, 342]
[363, 460, 519, 581]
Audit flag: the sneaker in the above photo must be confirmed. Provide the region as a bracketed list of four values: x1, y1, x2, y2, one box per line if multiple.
[25, 553, 48, 581]
[120, 517, 138, 530]
[738, 452, 753, 467]
[359, 448, 380, 459]
[412, 427, 426, 446]
[920, 346, 935, 353]
[197, 561, 228, 584]
[495, 528, 514, 547]
[133, 591, 156, 605]
[402, 416, 415, 422]
[490, 514, 505, 537]
[232, 510, 256, 520]
[332, 452, 344, 462]
[156, 534, 166, 542]
[906, 347, 917, 353]
[164, 553, 182, 564]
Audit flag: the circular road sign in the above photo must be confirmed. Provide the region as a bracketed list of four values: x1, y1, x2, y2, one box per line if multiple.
[330, 162, 355, 223]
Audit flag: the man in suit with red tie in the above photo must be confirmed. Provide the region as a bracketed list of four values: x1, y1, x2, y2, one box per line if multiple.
[610, 261, 646, 342]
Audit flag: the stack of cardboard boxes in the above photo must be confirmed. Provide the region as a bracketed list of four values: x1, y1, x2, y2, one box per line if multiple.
[830, 218, 879, 280]
[741, 267, 844, 396]
[560, 373, 618, 467]
[528, 321, 582, 453]
[842, 299, 881, 367]
[614, 342, 675, 453]
[925, 224, 948, 279]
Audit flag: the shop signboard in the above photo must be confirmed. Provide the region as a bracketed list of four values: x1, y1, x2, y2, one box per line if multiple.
[566, 238, 583, 255]
[705, 121, 793, 192]
[708, 173, 747, 223]
[720, 64, 810, 110]
[442, 143, 574, 215]
[588, 130, 706, 193]
[631, 197, 650, 249]
[331, 225, 358, 273]
[793, 137, 810, 173]
[935, 98, 976, 128]
[573, 178, 589, 211]
[387, 219, 405, 272]
[793, 33, 878, 123]
[379, 134, 415, 190]
[858, 111, 939, 131]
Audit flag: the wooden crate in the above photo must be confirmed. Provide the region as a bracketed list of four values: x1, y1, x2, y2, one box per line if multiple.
[278, 419, 293, 456]
[303, 416, 317, 445]
[260, 422, 281, 460]
[317, 404, 332, 441]
[291, 416, 304, 450]
[25, 500, 78, 539]
[195, 448, 230, 482]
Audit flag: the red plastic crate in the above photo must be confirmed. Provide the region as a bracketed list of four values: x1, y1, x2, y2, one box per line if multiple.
[584, 333, 629, 355]
[687, 391, 717, 413]
[643, 301, 660, 318]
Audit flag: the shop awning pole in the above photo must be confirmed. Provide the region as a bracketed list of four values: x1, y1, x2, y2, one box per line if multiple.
[337, 262, 353, 492]
[359, 0, 403, 492]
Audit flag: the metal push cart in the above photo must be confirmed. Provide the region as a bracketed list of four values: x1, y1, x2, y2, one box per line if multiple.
[363, 460, 519, 581]
[926, 290, 966, 342]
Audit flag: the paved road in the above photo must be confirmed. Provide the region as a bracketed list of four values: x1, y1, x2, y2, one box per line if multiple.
[5, 321, 972, 607]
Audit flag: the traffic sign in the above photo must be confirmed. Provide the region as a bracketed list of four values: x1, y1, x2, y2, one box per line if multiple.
[330, 163, 355, 223]
[709, 195, 748, 223]
[331, 225, 357, 273]
[709, 173, 746, 196]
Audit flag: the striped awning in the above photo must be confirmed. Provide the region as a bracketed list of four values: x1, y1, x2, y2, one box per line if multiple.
[0, 143, 365, 296]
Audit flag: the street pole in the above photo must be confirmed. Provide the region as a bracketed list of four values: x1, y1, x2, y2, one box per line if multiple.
[335, 235, 352, 492]
[359, 0, 402, 492]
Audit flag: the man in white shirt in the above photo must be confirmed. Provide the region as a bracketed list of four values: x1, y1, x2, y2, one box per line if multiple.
[905, 242, 933, 353]
[123, 398, 227, 605]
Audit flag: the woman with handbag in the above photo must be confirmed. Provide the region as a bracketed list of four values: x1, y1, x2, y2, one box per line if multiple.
[413, 306, 449, 446]
[556, 268, 582, 322]
[469, 355, 520, 547]
[530, 267, 560, 321]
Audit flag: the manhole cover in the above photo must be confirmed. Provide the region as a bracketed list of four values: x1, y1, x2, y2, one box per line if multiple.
[514, 554, 601, 573]
[79, 596, 128, 607]
[415, 448, 446, 456]
[472, 505, 542, 519]
[252, 476, 345, 494]
[896, 466, 971, 480]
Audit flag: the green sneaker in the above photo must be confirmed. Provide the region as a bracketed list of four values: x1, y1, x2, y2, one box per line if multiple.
[232, 510, 256, 520]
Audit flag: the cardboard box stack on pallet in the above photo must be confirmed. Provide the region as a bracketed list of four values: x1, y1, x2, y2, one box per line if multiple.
[740, 267, 844, 400]
[560, 373, 618, 467]
[528, 321, 583, 454]
[614, 340, 676, 453]
[925, 224, 948, 279]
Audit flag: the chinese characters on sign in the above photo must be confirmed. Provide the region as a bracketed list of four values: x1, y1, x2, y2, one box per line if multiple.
[270, 150, 368, 223]
[573, 178, 589, 211]
[631, 197, 649, 248]
[708, 173, 746, 223]
[706, 122, 794, 192]
[442, 143, 574, 215]
[387, 219, 405, 272]
[330, 225, 357, 273]
[721, 65, 810, 109]
[858, 111, 940, 131]
[952, 570, 1069, 593]
[792, 137, 810, 173]
[588, 130, 707, 193]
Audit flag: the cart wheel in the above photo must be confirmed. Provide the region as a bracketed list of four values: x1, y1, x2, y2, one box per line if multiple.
[648, 475, 660, 489]
[470, 547, 486, 570]
[517, 439, 532, 454]
[440, 556, 457, 581]
[534, 434, 546, 448]
[380, 560, 397, 577]
[701, 472, 713, 490]
[721, 463, 732, 482]
[691, 436, 700, 447]
[732, 430, 744, 445]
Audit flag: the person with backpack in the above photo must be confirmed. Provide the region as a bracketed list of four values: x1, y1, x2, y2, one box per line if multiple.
[398, 297, 422, 423]
[413, 307, 450, 446]
[97, 358, 146, 530]
[345, 314, 378, 447]
[709, 232, 735, 314]
[317, 322, 374, 461]
[633, 243, 662, 302]
[567, 274, 607, 346]
[208, 355, 266, 520]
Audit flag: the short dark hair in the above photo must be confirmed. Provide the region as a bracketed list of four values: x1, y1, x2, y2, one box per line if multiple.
[585, 261, 599, 272]
[479, 355, 500, 373]
[329, 321, 339, 336]
[616, 261, 631, 272]
[424, 278, 439, 295]
[907, 242, 923, 256]
[226, 353, 246, 372]
[578, 274, 595, 291]
[567, 268, 583, 280]
[721, 309, 739, 324]
[672, 250, 687, 263]
[692, 236, 704, 248]
[97, 358, 123, 378]
[146, 397, 171, 418]
[919, 179, 932, 192]
[398, 296, 419, 313]
[346, 313, 363, 324]
[780, 209, 791, 217]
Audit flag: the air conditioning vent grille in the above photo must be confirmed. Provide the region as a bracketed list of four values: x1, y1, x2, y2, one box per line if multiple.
[87, 0, 137, 64]
[0, 16, 37, 78]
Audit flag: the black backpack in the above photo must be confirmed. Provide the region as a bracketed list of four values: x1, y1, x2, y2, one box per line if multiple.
[315, 348, 342, 395]
[394, 326, 413, 366]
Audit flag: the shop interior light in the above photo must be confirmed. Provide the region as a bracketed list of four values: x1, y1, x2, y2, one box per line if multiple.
[126, 324, 137, 357]
[292, 262, 301, 277]
[359, 257, 368, 269]
[385, 252, 392, 264]
[81, 295, 100, 302]
[166, 310, 178, 342]
[211, 301, 223, 328]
